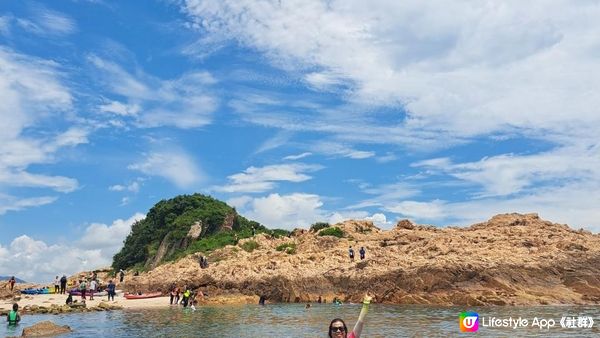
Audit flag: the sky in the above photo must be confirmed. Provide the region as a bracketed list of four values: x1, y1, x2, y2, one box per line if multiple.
[1, 0, 599, 282]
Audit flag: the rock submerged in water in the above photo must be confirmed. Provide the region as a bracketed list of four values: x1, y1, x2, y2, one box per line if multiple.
[21, 321, 72, 336]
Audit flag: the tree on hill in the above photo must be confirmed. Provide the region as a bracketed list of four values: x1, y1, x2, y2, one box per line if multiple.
[112, 193, 266, 270]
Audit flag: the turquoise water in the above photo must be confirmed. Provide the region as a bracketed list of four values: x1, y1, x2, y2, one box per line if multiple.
[2, 304, 600, 337]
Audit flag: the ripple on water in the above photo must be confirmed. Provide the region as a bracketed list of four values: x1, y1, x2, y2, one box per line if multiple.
[2, 304, 600, 337]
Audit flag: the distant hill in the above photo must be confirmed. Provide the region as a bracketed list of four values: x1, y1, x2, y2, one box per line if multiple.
[112, 193, 277, 270]
[0, 276, 26, 283]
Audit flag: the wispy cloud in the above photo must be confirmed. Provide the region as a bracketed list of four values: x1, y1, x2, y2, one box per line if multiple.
[254, 130, 294, 154]
[0, 47, 83, 211]
[89, 55, 219, 129]
[283, 152, 312, 161]
[13, 7, 76, 37]
[0, 194, 58, 215]
[128, 149, 204, 189]
[413, 145, 600, 197]
[213, 163, 323, 193]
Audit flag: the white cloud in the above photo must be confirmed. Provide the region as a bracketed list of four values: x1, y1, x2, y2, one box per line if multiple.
[235, 193, 395, 230]
[313, 142, 375, 159]
[226, 196, 253, 210]
[243, 193, 325, 229]
[0, 16, 10, 35]
[375, 152, 397, 163]
[128, 150, 204, 189]
[0, 47, 83, 211]
[182, 0, 600, 142]
[254, 131, 293, 154]
[348, 182, 420, 210]
[109, 180, 141, 193]
[0, 194, 57, 215]
[414, 144, 600, 197]
[384, 200, 448, 221]
[14, 8, 76, 37]
[98, 101, 140, 116]
[37, 9, 77, 35]
[382, 179, 600, 231]
[283, 152, 312, 161]
[79, 213, 145, 254]
[213, 163, 323, 193]
[0, 213, 144, 283]
[89, 56, 218, 129]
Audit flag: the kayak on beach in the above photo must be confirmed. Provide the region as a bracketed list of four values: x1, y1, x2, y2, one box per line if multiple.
[20, 288, 55, 295]
[124, 292, 162, 300]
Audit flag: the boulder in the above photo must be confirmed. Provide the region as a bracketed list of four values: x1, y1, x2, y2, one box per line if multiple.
[21, 321, 72, 336]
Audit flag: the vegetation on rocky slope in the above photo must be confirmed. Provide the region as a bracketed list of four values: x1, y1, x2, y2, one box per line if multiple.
[112, 194, 281, 270]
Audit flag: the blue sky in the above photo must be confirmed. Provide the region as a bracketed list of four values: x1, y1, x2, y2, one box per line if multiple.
[2, 0, 600, 282]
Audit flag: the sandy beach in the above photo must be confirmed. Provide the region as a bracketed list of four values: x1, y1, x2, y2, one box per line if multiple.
[0, 293, 171, 312]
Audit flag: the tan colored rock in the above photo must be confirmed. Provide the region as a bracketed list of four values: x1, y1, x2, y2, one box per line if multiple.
[396, 219, 415, 230]
[115, 214, 600, 306]
[21, 321, 72, 336]
[187, 222, 202, 239]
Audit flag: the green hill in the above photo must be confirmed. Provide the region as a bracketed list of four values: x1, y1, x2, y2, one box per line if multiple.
[112, 193, 275, 271]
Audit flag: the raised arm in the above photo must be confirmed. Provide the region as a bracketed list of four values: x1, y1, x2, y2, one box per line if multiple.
[351, 295, 372, 338]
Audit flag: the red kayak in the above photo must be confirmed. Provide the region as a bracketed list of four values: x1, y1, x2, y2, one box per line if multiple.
[124, 292, 162, 299]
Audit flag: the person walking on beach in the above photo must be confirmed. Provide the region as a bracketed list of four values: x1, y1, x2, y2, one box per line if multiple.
[60, 275, 67, 294]
[7, 303, 20, 326]
[107, 280, 116, 301]
[54, 276, 60, 294]
[359, 247, 366, 260]
[348, 246, 355, 262]
[7, 276, 16, 291]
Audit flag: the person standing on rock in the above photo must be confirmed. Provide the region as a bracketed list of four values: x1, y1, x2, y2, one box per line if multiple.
[119, 269, 125, 283]
[348, 246, 355, 262]
[54, 276, 60, 294]
[89, 279, 97, 300]
[359, 247, 366, 260]
[79, 280, 87, 301]
[328, 295, 372, 338]
[60, 275, 67, 294]
[8, 276, 16, 291]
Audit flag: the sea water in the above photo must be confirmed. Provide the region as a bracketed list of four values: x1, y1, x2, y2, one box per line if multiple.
[2, 304, 600, 337]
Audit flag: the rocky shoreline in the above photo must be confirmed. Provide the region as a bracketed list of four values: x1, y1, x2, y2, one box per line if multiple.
[122, 213, 600, 306]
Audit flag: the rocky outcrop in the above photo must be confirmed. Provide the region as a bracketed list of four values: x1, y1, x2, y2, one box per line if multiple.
[20, 321, 72, 336]
[126, 213, 600, 306]
[145, 221, 205, 269]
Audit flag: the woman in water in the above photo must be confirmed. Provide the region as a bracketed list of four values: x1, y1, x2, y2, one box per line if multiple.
[328, 295, 372, 338]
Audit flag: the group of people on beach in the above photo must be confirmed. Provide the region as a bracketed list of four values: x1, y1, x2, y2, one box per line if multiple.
[169, 285, 202, 310]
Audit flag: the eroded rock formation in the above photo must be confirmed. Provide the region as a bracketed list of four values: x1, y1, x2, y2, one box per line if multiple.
[126, 213, 600, 306]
